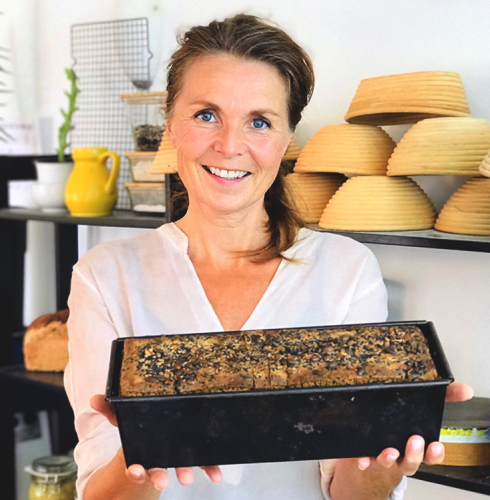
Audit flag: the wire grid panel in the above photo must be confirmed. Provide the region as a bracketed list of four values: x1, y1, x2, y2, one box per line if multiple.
[70, 18, 153, 210]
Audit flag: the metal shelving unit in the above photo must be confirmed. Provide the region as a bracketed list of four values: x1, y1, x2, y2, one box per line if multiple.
[2, 207, 490, 253]
[1, 164, 489, 496]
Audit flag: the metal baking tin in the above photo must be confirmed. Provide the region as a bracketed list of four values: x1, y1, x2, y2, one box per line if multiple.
[105, 320, 453, 469]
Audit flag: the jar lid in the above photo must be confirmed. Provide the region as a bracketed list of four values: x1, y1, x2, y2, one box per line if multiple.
[32, 456, 77, 475]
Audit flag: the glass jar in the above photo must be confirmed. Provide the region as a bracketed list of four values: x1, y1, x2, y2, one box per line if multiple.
[26, 456, 77, 500]
[121, 91, 167, 152]
[125, 182, 166, 214]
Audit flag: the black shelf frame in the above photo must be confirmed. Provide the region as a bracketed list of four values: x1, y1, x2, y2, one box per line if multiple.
[0, 364, 65, 393]
[415, 464, 490, 496]
[2, 208, 490, 253]
[0, 207, 165, 229]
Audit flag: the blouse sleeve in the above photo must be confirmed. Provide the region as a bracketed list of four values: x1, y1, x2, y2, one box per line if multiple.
[64, 261, 122, 500]
[320, 246, 408, 500]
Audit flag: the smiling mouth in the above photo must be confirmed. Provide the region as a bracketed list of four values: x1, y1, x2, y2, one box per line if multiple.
[202, 165, 251, 180]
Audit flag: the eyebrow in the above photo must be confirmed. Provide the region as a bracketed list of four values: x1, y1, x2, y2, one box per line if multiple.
[190, 100, 281, 118]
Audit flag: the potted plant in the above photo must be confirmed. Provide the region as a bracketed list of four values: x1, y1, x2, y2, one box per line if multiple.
[33, 68, 80, 212]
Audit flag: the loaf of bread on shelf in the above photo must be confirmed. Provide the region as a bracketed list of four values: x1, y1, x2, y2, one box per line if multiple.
[23, 309, 69, 372]
[119, 324, 438, 397]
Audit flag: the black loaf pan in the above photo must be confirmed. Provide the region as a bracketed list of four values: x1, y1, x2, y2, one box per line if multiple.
[105, 320, 453, 469]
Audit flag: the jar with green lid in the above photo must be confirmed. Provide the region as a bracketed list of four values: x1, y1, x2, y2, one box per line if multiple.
[25, 455, 77, 500]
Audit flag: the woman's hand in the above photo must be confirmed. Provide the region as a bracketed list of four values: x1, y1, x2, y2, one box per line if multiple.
[329, 382, 474, 499]
[356, 382, 474, 475]
[90, 395, 223, 491]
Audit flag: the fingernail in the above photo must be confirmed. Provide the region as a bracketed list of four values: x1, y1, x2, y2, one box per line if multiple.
[358, 459, 369, 470]
[387, 452, 399, 463]
[130, 470, 142, 479]
[432, 443, 444, 456]
[412, 438, 423, 451]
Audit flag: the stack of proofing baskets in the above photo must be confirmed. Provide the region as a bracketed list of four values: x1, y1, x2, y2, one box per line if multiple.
[291, 71, 490, 235]
[121, 92, 168, 214]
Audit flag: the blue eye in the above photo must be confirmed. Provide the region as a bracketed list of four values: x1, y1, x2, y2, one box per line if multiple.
[196, 111, 215, 122]
[252, 118, 270, 129]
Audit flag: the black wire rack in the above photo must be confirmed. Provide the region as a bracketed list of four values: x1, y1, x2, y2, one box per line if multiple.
[70, 18, 153, 209]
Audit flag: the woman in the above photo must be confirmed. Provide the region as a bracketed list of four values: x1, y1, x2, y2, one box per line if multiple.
[65, 14, 472, 500]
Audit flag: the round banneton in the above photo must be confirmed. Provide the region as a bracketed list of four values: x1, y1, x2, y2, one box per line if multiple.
[319, 176, 436, 231]
[283, 137, 302, 161]
[294, 124, 396, 175]
[435, 221, 490, 236]
[345, 71, 470, 126]
[435, 178, 490, 235]
[387, 118, 490, 176]
[348, 100, 470, 112]
[479, 151, 490, 178]
[387, 165, 488, 177]
[320, 220, 436, 231]
[150, 132, 178, 174]
[401, 117, 490, 129]
[285, 172, 346, 223]
[350, 91, 469, 101]
[345, 111, 469, 126]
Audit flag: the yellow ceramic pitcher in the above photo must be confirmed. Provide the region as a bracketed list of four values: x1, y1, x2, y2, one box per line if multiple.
[65, 147, 120, 217]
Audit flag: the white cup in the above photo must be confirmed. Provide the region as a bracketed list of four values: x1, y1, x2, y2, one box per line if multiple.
[32, 182, 67, 213]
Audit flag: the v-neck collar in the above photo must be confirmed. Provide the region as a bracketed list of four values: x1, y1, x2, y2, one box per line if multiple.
[157, 223, 313, 332]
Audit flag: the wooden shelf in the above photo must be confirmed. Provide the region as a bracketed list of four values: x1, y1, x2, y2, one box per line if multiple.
[2, 208, 490, 253]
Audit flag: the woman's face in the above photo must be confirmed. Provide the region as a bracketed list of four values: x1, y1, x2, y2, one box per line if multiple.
[166, 55, 292, 218]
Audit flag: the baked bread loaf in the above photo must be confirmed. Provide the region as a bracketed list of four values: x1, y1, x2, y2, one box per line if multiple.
[23, 309, 69, 372]
[119, 325, 438, 397]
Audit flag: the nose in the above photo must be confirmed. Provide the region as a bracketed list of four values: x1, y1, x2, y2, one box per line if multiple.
[213, 122, 247, 158]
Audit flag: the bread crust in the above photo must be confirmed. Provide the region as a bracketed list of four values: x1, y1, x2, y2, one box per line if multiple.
[27, 309, 69, 331]
[119, 325, 439, 397]
[23, 310, 70, 372]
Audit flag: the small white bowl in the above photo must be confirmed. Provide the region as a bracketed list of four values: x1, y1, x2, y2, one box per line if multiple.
[32, 182, 68, 213]
[34, 161, 73, 184]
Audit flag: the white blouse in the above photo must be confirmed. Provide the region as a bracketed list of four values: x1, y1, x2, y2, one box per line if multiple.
[64, 223, 407, 499]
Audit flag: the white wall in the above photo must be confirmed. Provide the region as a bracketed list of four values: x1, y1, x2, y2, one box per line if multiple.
[32, 2, 490, 499]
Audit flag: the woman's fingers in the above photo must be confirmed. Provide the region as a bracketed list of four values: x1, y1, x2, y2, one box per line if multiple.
[357, 456, 372, 470]
[375, 448, 400, 469]
[175, 467, 194, 486]
[446, 382, 474, 402]
[126, 464, 150, 484]
[90, 394, 118, 427]
[358, 448, 400, 471]
[148, 468, 170, 491]
[200, 465, 223, 483]
[397, 436, 426, 476]
[423, 442, 445, 465]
